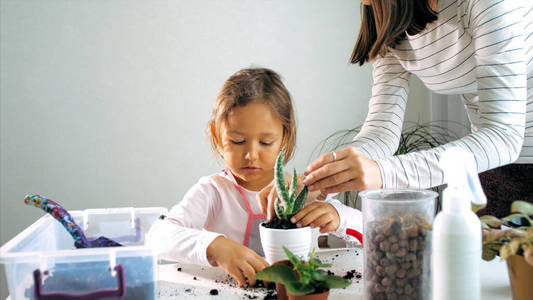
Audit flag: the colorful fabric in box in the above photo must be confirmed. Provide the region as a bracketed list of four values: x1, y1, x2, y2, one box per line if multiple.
[24, 194, 122, 248]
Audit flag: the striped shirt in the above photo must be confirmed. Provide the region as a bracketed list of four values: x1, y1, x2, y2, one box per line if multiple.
[352, 0, 533, 189]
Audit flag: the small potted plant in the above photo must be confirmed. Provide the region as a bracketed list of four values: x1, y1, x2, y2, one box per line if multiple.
[480, 200, 533, 300]
[255, 246, 351, 300]
[259, 152, 310, 263]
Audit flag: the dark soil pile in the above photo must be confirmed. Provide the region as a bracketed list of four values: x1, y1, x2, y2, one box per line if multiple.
[261, 217, 298, 229]
[263, 290, 277, 300]
[343, 269, 361, 280]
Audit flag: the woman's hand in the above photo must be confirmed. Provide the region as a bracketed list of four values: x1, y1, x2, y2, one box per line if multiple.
[206, 236, 269, 286]
[290, 201, 340, 234]
[257, 175, 325, 221]
[303, 146, 382, 194]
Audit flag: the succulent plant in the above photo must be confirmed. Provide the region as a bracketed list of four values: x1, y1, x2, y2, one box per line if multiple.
[255, 246, 351, 295]
[481, 200, 533, 266]
[274, 152, 308, 222]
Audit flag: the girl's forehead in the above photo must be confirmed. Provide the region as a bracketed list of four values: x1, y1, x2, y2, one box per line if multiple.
[221, 102, 283, 136]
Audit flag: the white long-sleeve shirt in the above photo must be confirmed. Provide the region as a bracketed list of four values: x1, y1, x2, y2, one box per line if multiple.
[353, 0, 533, 189]
[145, 171, 362, 267]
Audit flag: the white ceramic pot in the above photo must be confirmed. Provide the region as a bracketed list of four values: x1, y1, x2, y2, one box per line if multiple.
[310, 227, 320, 250]
[259, 223, 312, 264]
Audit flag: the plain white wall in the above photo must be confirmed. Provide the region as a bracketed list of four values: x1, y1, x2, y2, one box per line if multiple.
[0, 1, 431, 297]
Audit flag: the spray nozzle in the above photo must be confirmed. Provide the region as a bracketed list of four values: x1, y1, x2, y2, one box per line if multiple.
[439, 147, 487, 210]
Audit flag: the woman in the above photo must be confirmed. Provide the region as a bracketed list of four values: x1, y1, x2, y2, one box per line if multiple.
[259, 0, 532, 220]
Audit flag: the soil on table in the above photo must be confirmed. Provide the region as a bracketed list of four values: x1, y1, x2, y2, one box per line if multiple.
[262, 217, 299, 229]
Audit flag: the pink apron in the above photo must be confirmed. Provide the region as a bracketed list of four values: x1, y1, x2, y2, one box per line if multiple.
[223, 169, 266, 256]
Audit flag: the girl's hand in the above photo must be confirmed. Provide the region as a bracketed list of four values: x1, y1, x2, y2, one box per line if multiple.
[206, 236, 269, 286]
[303, 146, 382, 194]
[257, 175, 325, 221]
[290, 201, 340, 233]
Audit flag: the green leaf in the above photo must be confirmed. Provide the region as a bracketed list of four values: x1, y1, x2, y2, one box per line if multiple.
[472, 202, 486, 213]
[485, 241, 504, 253]
[283, 246, 301, 266]
[480, 215, 504, 228]
[500, 243, 514, 260]
[511, 201, 533, 215]
[324, 275, 352, 289]
[502, 213, 526, 223]
[274, 200, 285, 220]
[292, 185, 308, 216]
[284, 281, 315, 296]
[275, 153, 290, 208]
[509, 239, 521, 255]
[499, 238, 523, 260]
[311, 270, 327, 281]
[254, 264, 297, 283]
[309, 257, 330, 268]
[503, 213, 531, 227]
[287, 169, 298, 214]
[309, 247, 317, 258]
[482, 242, 498, 261]
[299, 273, 311, 285]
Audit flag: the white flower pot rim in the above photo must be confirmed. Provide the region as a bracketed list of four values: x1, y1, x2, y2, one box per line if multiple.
[260, 223, 311, 232]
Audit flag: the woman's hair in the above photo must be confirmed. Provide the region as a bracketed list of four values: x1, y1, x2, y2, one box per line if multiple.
[207, 67, 296, 164]
[350, 0, 438, 65]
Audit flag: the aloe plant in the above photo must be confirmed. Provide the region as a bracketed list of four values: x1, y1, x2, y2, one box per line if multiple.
[274, 152, 308, 222]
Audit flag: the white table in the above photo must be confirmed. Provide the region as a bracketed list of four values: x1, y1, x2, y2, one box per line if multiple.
[6, 248, 510, 300]
[155, 248, 511, 300]
[480, 258, 512, 300]
[157, 248, 362, 300]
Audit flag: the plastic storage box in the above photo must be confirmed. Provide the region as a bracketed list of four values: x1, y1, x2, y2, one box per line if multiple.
[0, 206, 167, 300]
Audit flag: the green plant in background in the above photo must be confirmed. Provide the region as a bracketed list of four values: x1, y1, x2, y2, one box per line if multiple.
[255, 246, 351, 295]
[481, 200, 533, 266]
[274, 152, 308, 222]
[309, 121, 460, 161]
[394, 122, 460, 155]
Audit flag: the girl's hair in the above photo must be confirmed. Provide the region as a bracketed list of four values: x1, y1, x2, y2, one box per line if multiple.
[207, 67, 296, 164]
[350, 0, 438, 65]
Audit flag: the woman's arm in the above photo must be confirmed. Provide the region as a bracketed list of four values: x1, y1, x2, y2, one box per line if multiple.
[467, 0, 527, 163]
[301, 53, 410, 193]
[352, 53, 411, 160]
[376, 0, 528, 189]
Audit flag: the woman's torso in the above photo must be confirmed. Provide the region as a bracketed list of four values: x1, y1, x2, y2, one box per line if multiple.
[387, 0, 533, 161]
[390, 0, 532, 93]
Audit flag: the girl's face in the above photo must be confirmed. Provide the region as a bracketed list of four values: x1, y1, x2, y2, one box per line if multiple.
[219, 101, 285, 191]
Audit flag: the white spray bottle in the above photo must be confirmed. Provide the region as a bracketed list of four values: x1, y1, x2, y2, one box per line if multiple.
[432, 147, 487, 300]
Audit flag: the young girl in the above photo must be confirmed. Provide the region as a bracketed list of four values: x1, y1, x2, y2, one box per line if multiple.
[146, 68, 362, 287]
